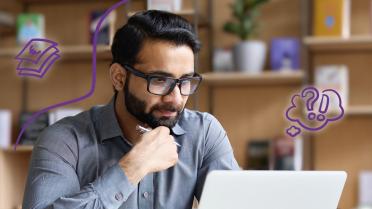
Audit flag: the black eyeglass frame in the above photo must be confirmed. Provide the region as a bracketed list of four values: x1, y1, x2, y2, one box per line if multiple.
[123, 64, 203, 96]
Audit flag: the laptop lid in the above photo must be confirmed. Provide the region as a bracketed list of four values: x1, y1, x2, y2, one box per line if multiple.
[198, 170, 347, 209]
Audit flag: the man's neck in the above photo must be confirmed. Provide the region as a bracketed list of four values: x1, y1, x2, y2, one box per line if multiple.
[114, 93, 143, 145]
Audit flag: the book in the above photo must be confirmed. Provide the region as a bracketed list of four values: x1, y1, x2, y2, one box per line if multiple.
[89, 10, 116, 45]
[270, 38, 300, 72]
[246, 140, 271, 170]
[313, 0, 350, 37]
[0, 110, 12, 148]
[315, 65, 349, 112]
[17, 13, 45, 45]
[358, 171, 372, 208]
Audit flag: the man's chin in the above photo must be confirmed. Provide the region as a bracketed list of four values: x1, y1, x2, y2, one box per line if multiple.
[146, 114, 178, 128]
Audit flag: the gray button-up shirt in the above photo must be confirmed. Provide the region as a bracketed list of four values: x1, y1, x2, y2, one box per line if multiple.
[22, 96, 240, 209]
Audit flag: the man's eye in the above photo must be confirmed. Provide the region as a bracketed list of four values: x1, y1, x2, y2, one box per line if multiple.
[153, 77, 167, 83]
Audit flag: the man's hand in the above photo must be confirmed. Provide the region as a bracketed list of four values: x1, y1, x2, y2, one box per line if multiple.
[119, 126, 178, 185]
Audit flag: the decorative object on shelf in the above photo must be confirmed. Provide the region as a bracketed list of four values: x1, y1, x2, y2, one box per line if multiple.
[270, 38, 300, 72]
[357, 171, 372, 209]
[19, 111, 49, 145]
[49, 108, 83, 125]
[90, 10, 117, 45]
[212, 48, 234, 72]
[223, 0, 269, 74]
[17, 13, 45, 45]
[315, 65, 349, 112]
[313, 0, 350, 38]
[0, 110, 12, 148]
[147, 0, 183, 12]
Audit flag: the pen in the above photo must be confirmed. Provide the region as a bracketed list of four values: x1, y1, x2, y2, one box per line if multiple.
[136, 125, 181, 147]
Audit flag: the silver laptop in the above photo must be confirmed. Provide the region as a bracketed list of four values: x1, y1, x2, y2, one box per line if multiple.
[198, 170, 347, 209]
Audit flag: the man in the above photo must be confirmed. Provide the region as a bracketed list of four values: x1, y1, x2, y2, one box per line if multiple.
[23, 10, 239, 209]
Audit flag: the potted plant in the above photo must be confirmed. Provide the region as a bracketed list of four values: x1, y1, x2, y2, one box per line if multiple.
[224, 0, 269, 73]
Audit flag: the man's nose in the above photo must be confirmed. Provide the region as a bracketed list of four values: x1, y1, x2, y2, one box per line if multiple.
[162, 84, 183, 103]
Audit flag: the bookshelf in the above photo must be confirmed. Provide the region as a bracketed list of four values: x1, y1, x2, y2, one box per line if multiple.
[303, 0, 372, 208]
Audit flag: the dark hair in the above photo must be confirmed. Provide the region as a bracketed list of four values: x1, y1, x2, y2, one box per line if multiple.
[111, 10, 201, 67]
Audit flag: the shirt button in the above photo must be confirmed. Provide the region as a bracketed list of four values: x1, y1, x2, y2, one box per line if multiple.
[115, 192, 124, 201]
[143, 192, 149, 199]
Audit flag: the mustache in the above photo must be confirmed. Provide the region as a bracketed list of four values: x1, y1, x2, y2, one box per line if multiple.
[150, 103, 182, 113]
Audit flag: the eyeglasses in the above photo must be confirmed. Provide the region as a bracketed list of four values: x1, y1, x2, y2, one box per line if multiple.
[123, 64, 202, 96]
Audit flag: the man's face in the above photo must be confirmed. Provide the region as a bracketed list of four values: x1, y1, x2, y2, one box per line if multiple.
[124, 40, 194, 129]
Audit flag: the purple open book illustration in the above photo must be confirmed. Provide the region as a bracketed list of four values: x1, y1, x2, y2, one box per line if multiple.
[15, 38, 60, 78]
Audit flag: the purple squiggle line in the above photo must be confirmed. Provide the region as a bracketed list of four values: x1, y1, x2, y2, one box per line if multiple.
[14, 0, 129, 150]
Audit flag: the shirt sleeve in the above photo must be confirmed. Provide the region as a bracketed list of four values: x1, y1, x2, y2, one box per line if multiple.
[194, 114, 241, 201]
[22, 125, 137, 209]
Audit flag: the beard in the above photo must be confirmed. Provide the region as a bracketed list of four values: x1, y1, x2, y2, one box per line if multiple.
[124, 78, 183, 129]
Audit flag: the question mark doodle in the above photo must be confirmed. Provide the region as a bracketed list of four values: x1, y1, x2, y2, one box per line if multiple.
[301, 87, 319, 121]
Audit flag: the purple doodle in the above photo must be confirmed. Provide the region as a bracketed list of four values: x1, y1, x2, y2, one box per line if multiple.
[15, 38, 60, 78]
[14, 0, 129, 150]
[285, 86, 344, 137]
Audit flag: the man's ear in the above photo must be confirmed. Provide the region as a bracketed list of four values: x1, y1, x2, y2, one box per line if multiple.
[109, 63, 127, 91]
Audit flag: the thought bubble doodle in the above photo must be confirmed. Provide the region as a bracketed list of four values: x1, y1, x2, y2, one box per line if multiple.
[285, 86, 344, 137]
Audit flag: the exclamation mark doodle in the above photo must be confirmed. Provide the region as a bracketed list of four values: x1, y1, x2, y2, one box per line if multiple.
[317, 94, 330, 122]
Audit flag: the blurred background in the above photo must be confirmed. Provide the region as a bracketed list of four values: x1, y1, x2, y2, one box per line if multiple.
[1, 0, 372, 209]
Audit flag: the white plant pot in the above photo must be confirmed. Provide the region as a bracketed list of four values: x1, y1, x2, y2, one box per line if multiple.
[233, 40, 267, 74]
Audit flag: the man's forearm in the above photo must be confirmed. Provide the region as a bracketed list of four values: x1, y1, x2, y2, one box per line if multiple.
[23, 163, 136, 209]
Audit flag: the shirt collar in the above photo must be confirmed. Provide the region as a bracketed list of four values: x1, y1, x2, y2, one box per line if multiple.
[96, 95, 186, 143]
[95, 96, 124, 143]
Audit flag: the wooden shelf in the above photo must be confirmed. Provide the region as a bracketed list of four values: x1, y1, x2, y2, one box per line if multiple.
[346, 106, 372, 116]
[0, 45, 111, 60]
[201, 71, 305, 86]
[1, 145, 33, 152]
[304, 36, 372, 51]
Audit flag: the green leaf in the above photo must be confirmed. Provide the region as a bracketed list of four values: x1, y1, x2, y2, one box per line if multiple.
[223, 0, 270, 40]
[223, 22, 241, 35]
[233, 0, 244, 19]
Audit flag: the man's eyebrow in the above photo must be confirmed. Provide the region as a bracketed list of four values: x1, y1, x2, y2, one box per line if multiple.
[147, 70, 194, 78]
